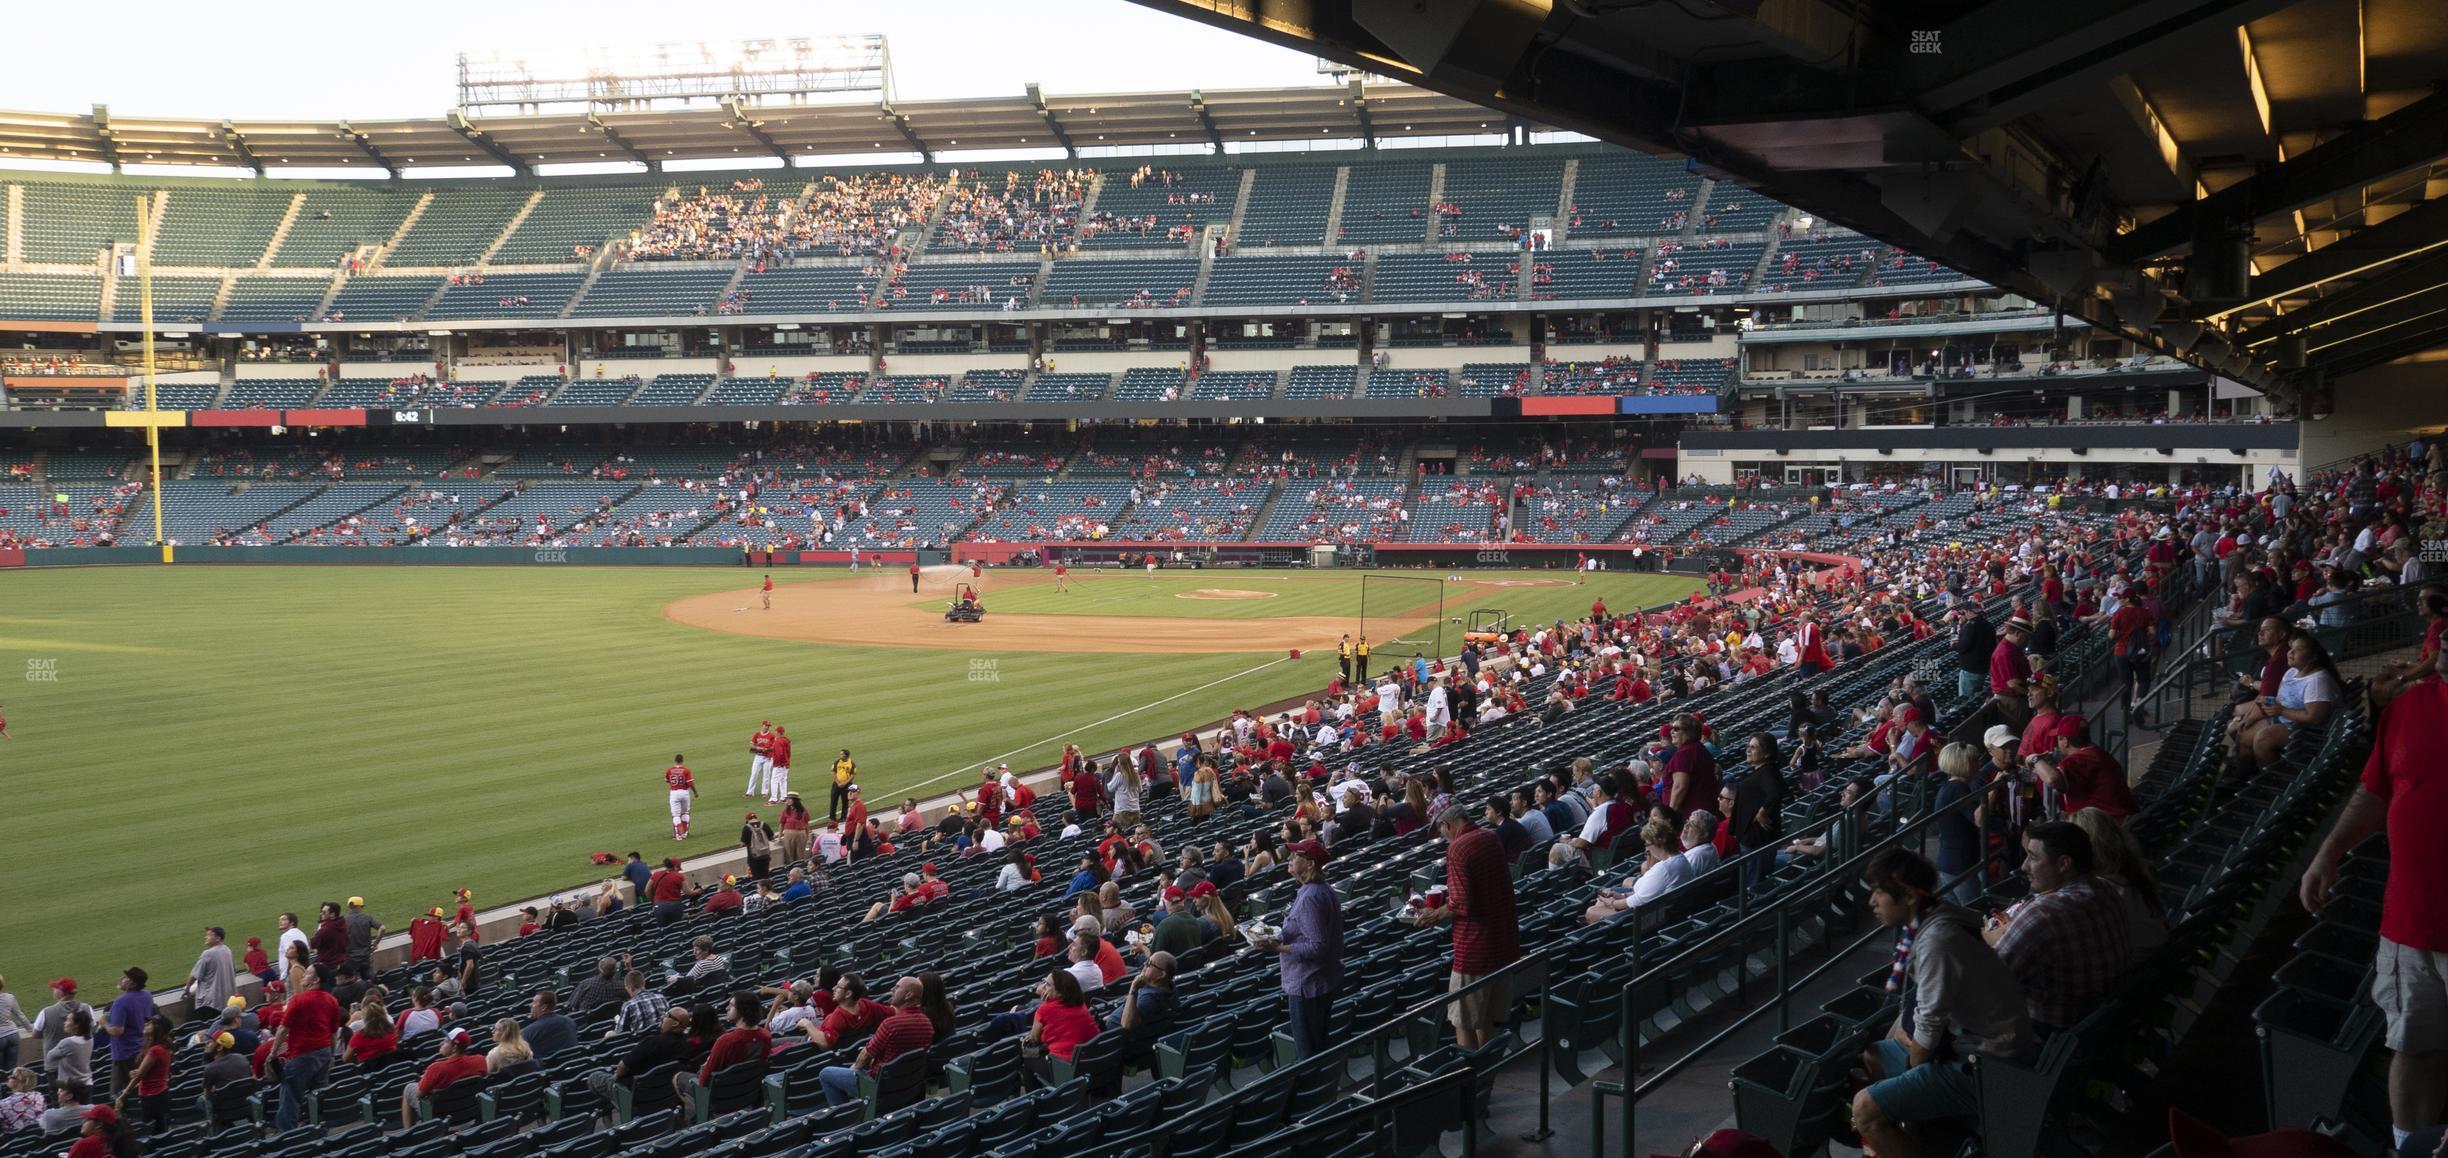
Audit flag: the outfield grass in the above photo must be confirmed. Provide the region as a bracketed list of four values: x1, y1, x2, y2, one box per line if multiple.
[0, 564, 1695, 991]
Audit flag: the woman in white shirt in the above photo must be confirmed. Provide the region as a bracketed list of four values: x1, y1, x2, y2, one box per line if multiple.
[995, 848, 1033, 892]
[2241, 629, 2342, 767]
[1581, 820, 1691, 924]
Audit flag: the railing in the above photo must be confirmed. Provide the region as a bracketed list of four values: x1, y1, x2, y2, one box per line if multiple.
[1600, 775, 1995, 1156]
[2137, 581, 2428, 728]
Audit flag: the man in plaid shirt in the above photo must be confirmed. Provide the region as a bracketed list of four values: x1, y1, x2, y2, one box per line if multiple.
[608, 970, 671, 1039]
[1415, 806, 1520, 1050]
[1986, 821, 2131, 1034]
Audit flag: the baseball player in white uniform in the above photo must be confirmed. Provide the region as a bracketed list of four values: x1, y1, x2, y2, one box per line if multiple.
[748, 722, 774, 798]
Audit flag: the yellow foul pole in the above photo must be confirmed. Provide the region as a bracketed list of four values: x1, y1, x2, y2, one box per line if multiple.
[138, 194, 168, 561]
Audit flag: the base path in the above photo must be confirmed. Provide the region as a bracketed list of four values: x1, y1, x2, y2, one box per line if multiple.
[664, 569, 1471, 655]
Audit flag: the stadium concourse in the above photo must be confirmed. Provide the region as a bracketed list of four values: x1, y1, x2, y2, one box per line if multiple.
[0, 437, 2437, 1158]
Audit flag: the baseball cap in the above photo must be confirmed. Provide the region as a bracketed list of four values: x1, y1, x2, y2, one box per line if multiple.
[902, 873, 922, 888]
[346, 897, 364, 908]
[1189, 881, 1217, 899]
[721, 875, 737, 887]
[225, 995, 247, 1009]
[246, 937, 261, 947]
[1162, 886, 1187, 903]
[744, 812, 759, 821]
[1983, 725, 2019, 750]
[205, 925, 225, 939]
[443, 1027, 474, 1050]
[1285, 839, 1331, 863]
[426, 907, 444, 918]
[81, 1106, 119, 1125]
[211, 1032, 236, 1050]
[919, 862, 937, 875]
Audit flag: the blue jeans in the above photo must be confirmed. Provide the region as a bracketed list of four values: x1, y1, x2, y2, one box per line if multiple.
[274, 1048, 331, 1132]
[985, 1010, 1033, 1038]
[1866, 1037, 1980, 1122]
[818, 1065, 860, 1107]
[1956, 670, 1981, 700]
[1286, 992, 1333, 1060]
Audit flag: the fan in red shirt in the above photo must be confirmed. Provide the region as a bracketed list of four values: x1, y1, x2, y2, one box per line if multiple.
[703, 875, 745, 914]
[451, 889, 478, 942]
[406, 909, 449, 961]
[1414, 813, 1520, 1051]
[974, 769, 1004, 827]
[2041, 721, 2134, 818]
[764, 728, 794, 806]
[397, 1028, 487, 1130]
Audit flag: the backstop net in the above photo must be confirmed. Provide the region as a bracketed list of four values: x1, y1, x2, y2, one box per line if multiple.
[1357, 573, 1447, 661]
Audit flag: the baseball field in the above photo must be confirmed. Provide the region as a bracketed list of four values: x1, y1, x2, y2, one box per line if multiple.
[0, 563, 1698, 988]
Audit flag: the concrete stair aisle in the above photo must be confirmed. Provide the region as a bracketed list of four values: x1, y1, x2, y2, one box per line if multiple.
[1422, 164, 1447, 245]
[97, 254, 118, 321]
[474, 190, 545, 267]
[311, 267, 349, 322]
[557, 266, 606, 319]
[1680, 181, 1712, 244]
[1321, 165, 1351, 247]
[1553, 158, 1581, 244]
[205, 274, 237, 323]
[275, 483, 412, 543]
[1226, 168, 1256, 239]
[412, 278, 453, 323]
[369, 192, 433, 271]
[1243, 477, 1290, 539]
[1359, 249, 1380, 304]
[256, 192, 307, 268]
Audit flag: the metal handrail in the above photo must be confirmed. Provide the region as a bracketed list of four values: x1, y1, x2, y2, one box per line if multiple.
[1219, 1065, 1482, 1157]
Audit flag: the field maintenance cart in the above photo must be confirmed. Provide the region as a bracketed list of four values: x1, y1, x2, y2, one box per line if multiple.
[945, 583, 984, 623]
[1461, 607, 1511, 645]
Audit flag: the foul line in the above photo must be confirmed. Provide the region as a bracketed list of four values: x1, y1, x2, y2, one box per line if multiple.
[898, 653, 1297, 795]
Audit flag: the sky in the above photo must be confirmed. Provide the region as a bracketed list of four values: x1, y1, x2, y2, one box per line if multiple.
[0, 0, 1332, 120]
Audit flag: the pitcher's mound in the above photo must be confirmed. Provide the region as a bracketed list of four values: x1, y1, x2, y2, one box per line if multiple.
[1177, 588, 1279, 601]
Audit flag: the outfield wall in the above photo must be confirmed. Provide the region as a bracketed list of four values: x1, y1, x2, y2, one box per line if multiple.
[13, 545, 748, 567]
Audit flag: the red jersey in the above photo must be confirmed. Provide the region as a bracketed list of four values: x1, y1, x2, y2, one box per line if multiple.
[769, 736, 792, 767]
[649, 869, 687, 903]
[844, 799, 868, 833]
[407, 917, 447, 961]
[665, 764, 695, 791]
[751, 728, 774, 756]
[762, 578, 773, 592]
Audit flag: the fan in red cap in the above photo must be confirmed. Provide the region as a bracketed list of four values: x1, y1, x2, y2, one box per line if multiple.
[397, 1027, 488, 1129]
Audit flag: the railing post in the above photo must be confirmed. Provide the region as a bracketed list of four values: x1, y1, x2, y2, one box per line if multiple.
[1774, 904, 1790, 1034]
[1529, 969, 1555, 1142]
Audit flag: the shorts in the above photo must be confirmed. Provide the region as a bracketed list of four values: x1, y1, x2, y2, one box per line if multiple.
[1448, 970, 1511, 1031]
[1865, 1038, 1980, 1122]
[2375, 937, 2448, 1052]
[669, 790, 693, 823]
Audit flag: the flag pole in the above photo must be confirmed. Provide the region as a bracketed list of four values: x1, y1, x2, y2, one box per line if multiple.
[138, 194, 168, 562]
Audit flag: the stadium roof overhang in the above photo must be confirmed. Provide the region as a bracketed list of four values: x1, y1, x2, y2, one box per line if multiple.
[0, 82, 1518, 178]
[1130, 0, 2448, 394]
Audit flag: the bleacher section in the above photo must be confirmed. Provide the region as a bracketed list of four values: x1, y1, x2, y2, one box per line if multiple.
[1538, 359, 1647, 396]
[1039, 258, 1197, 310]
[219, 378, 323, 409]
[1645, 358, 1737, 393]
[129, 383, 221, 410]
[214, 278, 329, 326]
[1567, 154, 1703, 239]
[1371, 252, 1511, 303]
[629, 373, 714, 406]
[1404, 477, 1508, 541]
[492, 449, 606, 479]
[780, 372, 866, 406]
[702, 376, 788, 406]
[1698, 185, 1779, 231]
[1189, 370, 1278, 401]
[947, 369, 1025, 403]
[730, 265, 875, 314]
[1233, 165, 1336, 247]
[1335, 161, 1433, 243]
[324, 276, 442, 323]
[450, 482, 635, 543]
[879, 261, 1039, 312]
[837, 477, 1005, 547]
[487, 375, 564, 408]
[545, 377, 643, 406]
[492, 186, 657, 264]
[316, 378, 429, 408]
[1456, 362, 1535, 398]
[559, 485, 720, 547]
[862, 375, 953, 405]
[570, 267, 734, 318]
[18, 181, 140, 263]
[1869, 247, 1967, 287]
[112, 275, 221, 323]
[1531, 248, 1646, 300]
[964, 479, 1135, 541]
[39, 450, 131, 479]
[1251, 477, 1408, 543]
[1202, 255, 1355, 307]
[0, 273, 102, 321]
[1757, 233, 1878, 292]
[149, 480, 324, 544]
[153, 186, 290, 267]
[0, 483, 131, 545]
[255, 482, 409, 543]
[426, 272, 587, 321]
[1436, 157, 1564, 243]
[383, 187, 530, 267]
[1283, 364, 1357, 400]
[1114, 367, 1187, 402]
[275, 186, 417, 268]
[1024, 373, 1111, 402]
[1517, 477, 1646, 542]
[1080, 167, 1238, 249]
[1647, 240, 1765, 295]
[1107, 475, 1268, 541]
[1366, 368, 1451, 398]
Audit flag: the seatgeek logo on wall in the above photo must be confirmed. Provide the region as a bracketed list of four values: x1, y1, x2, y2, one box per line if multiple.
[532, 549, 569, 564]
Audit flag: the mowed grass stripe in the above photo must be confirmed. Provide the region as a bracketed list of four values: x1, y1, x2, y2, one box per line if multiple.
[0, 567, 1348, 987]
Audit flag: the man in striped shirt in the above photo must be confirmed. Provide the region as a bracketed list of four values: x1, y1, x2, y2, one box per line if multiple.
[608, 971, 669, 1039]
[1414, 807, 1520, 1050]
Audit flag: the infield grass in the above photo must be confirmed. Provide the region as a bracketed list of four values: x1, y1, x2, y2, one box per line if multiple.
[0, 563, 1694, 991]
